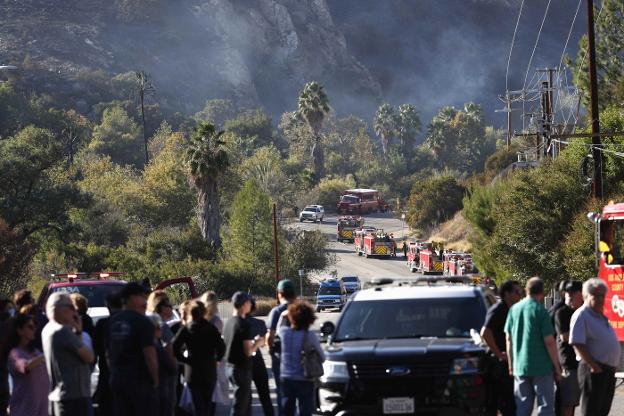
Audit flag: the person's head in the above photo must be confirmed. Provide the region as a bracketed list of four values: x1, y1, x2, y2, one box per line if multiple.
[19, 304, 36, 316]
[499, 280, 522, 306]
[582, 278, 608, 313]
[199, 291, 219, 321]
[189, 300, 207, 323]
[249, 298, 257, 316]
[147, 290, 173, 320]
[564, 281, 583, 309]
[147, 313, 163, 340]
[106, 291, 123, 314]
[286, 299, 316, 331]
[13, 289, 34, 310]
[525, 277, 545, 301]
[120, 282, 149, 314]
[46, 292, 76, 325]
[557, 280, 569, 296]
[69, 293, 89, 315]
[179, 300, 191, 324]
[9, 314, 36, 350]
[277, 279, 296, 303]
[231, 291, 252, 317]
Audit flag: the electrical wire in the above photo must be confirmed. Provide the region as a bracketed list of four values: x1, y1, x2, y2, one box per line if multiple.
[554, 0, 583, 118]
[522, 0, 553, 92]
[506, 0, 526, 92]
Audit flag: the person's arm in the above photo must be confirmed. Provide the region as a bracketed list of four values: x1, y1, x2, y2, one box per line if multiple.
[144, 345, 159, 388]
[505, 333, 513, 375]
[243, 336, 265, 357]
[480, 327, 506, 361]
[572, 344, 602, 373]
[77, 345, 95, 364]
[215, 328, 226, 362]
[9, 350, 45, 374]
[172, 327, 189, 364]
[544, 335, 562, 381]
[266, 308, 279, 350]
[310, 331, 325, 361]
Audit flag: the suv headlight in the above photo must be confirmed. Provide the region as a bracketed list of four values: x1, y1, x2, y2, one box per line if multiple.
[321, 360, 350, 382]
[450, 357, 481, 375]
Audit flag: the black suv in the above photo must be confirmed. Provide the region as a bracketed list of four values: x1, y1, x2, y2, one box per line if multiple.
[316, 278, 497, 415]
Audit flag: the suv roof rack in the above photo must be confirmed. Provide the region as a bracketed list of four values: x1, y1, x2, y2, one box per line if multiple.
[50, 272, 124, 282]
[365, 275, 482, 288]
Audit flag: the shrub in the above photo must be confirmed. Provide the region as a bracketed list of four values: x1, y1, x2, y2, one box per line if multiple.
[407, 173, 465, 232]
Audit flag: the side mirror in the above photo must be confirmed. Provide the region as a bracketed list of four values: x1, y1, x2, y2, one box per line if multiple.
[320, 321, 335, 337]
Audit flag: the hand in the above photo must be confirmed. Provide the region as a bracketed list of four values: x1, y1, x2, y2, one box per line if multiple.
[554, 367, 562, 383]
[590, 363, 603, 373]
[72, 314, 83, 333]
[508, 367, 513, 376]
[497, 352, 508, 362]
[254, 335, 265, 348]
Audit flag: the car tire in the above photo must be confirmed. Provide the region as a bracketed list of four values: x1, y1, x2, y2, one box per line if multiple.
[316, 307, 322, 312]
[299, 218, 303, 222]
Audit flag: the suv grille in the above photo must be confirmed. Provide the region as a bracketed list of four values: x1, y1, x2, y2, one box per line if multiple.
[351, 359, 452, 379]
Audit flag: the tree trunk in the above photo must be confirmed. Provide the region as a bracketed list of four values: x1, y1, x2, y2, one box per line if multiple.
[312, 134, 324, 181]
[197, 179, 221, 250]
[381, 133, 389, 154]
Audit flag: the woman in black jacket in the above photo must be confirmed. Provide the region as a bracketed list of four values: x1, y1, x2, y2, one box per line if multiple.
[172, 300, 225, 416]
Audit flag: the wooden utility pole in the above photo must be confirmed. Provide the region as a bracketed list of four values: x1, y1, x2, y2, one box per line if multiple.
[587, 0, 603, 198]
[272, 203, 280, 284]
[506, 94, 512, 150]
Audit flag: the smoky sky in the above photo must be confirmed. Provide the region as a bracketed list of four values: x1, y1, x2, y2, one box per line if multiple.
[326, 0, 587, 129]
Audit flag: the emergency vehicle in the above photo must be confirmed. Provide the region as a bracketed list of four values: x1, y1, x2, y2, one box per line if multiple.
[337, 216, 364, 242]
[443, 252, 474, 276]
[418, 242, 445, 274]
[406, 241, 426, 272]
[338, 189, 390, 214]
[354, 227, 377, 254]
[356, 229, 396, 258]
[588, 201, 624, 341]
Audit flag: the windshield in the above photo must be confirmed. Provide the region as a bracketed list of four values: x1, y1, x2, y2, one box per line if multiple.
[303, 207, 318, 212]
[600, 219, 624, 264]
[318, 286, 341, 295]
[341, 276, 358, 282]
[48, 284, 124, 308]
[341, 195, 359, 203]
[334, 297, 485, 341]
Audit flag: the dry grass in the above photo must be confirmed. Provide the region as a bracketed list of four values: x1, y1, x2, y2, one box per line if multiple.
[252, 296, 278, 316]
[428, 212, 473, 252]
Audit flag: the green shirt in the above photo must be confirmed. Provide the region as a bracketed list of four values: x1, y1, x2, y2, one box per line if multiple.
[504, 297, 555, 377]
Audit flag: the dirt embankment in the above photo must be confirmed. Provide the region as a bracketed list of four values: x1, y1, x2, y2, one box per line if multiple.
[427, 212, 473, 252]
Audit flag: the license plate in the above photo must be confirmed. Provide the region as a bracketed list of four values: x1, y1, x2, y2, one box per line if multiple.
[383, 397, 414, 414]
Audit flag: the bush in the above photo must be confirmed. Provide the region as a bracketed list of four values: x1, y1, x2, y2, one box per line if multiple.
[298, 176, 356, 212]
[406, 173, 465, 232]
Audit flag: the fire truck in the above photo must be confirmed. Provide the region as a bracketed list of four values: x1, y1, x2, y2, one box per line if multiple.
[355, 229, 395, 258]
[443, 252, 474, 276]
[588, 201, 624, 341]
[338, 189, 391, 214]
[406, 241, 426, 272]
[354, 227, 377, 254]
[337, 216, 364, 242]
[418, 242, 445, 274]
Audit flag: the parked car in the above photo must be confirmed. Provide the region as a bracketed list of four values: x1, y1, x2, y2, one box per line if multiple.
[316, 279, 347, 312]
[300, 205, 325, 223]
[316, 277, 497, 415]
[339, 276, 361, 294]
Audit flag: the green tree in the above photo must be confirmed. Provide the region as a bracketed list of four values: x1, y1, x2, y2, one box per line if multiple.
[221, 180, 274, 291]
[195, 99, 236, 129]
[186, 122, 229, 249]
[224, 108, 275, 154]
[297, 82, 330, 181]
[374, 103, 397, 154]
[89, 106, 143, 167]
[239, 146, 287, 206]
[407, 173, 465, 232]
[396, 104, 422, 158]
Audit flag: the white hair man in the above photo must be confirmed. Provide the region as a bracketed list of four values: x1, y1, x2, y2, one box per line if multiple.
[569, 278, 621, 416]
[41, 292, 95, 416]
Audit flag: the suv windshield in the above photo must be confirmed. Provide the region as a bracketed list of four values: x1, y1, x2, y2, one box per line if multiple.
[48, 284, 124, 308]
[319, 286, 341, 295]
[341, 195, 359, 203]
[334, 297, 485, 341]
[304, 207, 318, 212]
[341, 276, 358, 282]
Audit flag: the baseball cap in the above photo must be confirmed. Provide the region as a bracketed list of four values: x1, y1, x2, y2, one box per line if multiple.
[231, 291, 251, 309]
[565, 281, 582, 293]
[120, 282, 149, 300]
[277, 279, 294, 293]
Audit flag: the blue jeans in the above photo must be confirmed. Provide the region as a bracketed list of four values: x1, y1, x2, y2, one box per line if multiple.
[514, 374, 555, 416]
[270, 349, 283, 416]
[280, 378, 314, 416]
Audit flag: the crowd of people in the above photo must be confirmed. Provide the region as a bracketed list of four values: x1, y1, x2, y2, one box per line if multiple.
[481, 277, 621, 416]
[0, 278, 323, 416]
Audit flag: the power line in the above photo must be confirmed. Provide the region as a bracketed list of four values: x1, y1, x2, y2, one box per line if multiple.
[553, 0, 583, 118]
[522, 0, 553, 92]
[506, 0, 526, 92]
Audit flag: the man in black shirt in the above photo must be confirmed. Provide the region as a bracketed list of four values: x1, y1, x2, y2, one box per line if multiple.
[554, 281, 583, 416]
[224, 291, 265, 416]
[108, 282, 158, 416]
[480, 280, 522, 416]
[549, 280, 569, 324]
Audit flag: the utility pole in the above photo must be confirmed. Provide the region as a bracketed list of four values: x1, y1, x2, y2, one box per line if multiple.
[587, 0, 603, 199]
[537, 68, 556, 158]
[506, 93, 512, 150]
[272, 203, 280, 285]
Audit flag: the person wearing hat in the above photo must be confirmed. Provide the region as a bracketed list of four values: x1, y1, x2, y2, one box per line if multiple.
[266, 279, 297, 416]
[223, 291, 265, 416]
[41, 292, 95, 416]
[107, 282, 159, 416]
[554, 281, 583, 416]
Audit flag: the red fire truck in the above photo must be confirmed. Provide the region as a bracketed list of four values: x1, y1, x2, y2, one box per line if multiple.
[354, 227, 377, 254]
[588, 201, 624, 341]
[338, 189, 391, 214]
[443, 252, 474, 276]
[337, 216, 364, 242]
[355, 229, 395, 258]
[406, 241, 426, 272]
[418, 242, 445, 274]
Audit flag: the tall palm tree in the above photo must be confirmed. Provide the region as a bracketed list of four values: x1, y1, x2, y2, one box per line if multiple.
[396, 104, 422, 157]
[297, 81, 330, 181]
[186, 122, 229, 249]
[374, 103, 397, 154]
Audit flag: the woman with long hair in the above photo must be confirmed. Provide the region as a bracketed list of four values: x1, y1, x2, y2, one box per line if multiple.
[172, 300, 225, 416]
[7, 314, 49, 416]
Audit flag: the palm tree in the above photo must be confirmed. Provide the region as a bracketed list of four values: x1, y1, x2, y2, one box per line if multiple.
[374, 103, 397, 154]
[186, 122, 229, 249]
[297, 81, 330, 181]
[396, 104, 422, 157]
